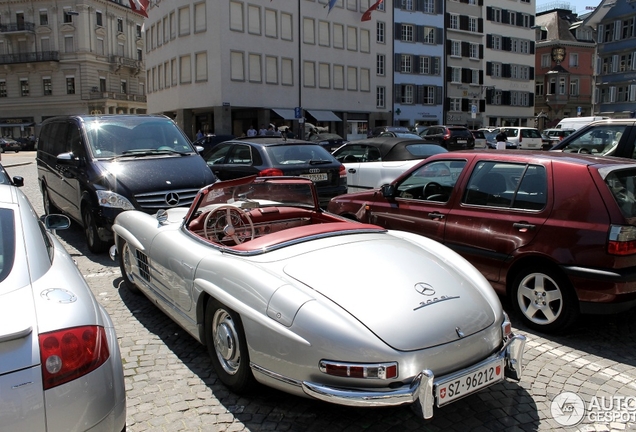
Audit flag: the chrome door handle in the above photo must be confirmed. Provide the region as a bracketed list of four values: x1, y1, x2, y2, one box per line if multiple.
[513, 222, 535, 232]
[348, 168, 357, 173]
[428, 212, 445, 220]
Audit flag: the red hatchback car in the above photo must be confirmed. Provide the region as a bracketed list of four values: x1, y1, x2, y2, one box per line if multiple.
[328, 151, 636, 333]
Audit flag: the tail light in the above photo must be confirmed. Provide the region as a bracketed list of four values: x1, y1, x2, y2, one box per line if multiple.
[501, 312, 513, 341]
[259, 168, 284, 176]
[443, 129, 451, 140]
[339, 164, 346, 178]
[39, 326, 110, 390]
[608, 225, 636, 255]
[320, 360, 398, 379]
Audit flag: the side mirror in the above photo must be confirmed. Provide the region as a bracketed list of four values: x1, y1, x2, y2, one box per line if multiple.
[381, 184, 395, 198]
[41, 214, 71, 231]
[12, 176, 24, 187]
[196, 145, 204, 153]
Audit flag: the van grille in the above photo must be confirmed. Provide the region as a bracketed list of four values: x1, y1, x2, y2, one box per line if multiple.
[134, 188, 200, 212]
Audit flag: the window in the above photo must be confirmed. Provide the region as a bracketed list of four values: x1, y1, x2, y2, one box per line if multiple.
[100, 77, 106, 92]
[65, 36, 74, 53]
[541, 54, 550, 68]
[423, 86, 435, 104]
[492, 62, 501, 77]
[401, 84, 414, 104]
[40, 10, 48, 25]
[492, 35, 501, 50]
[377, 21, 385, 43]
[43, 78, 52, 95]
[536, 81, 544, 96]
[559, 77, 566, 95]
[492, 90, 502, 105]
[469, 43, 479, 59]
[423, 0, 435, 13]
[402, 24, 414, 42]
[20, 79, 29, 96]
[549, 78, 556, 95]
[0, 81, 6, 97]
[509, 12, 516, 26]
[376, 86, 385, 108]
[137, 24, 142, 38]
[117, 18, 123, 33]
[402, 0, 414, 10]
[492, 8, 501, 23]
[401, 54, 412, 73]
[622, 17, 634, 39]
[570, 79, 579, 96]
[569, 53, 578, 67]
[469, 17, 477, 33]
[420, 57, 430, 74]
[66, 77, 75, 94]
[137, 49, 143, 61]
[451, 40, 461, 57]
[423, 27, 436, 44]
[96, 11, 102, 26]
[451, 67, 461, 83]
[63, 10, 73, 23]
[450, 98, 461, 111]
[450, 14, 459, 30]
[377, 54, 385, 75]
[121, 80, 127, 94]
[471, 69, 479, 84]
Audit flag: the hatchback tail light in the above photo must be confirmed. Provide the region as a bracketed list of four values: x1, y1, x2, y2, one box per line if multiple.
[39, 326, 110, 390]
[608, 225, 636, 255]
[259, 168, 284, 176]
[443, 129, 451, 140]
[320, 360, 398, 379]
[339, 164, 346, 178]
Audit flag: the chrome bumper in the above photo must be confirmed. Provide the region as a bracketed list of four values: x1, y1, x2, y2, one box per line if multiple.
[301, 333, 526, 419]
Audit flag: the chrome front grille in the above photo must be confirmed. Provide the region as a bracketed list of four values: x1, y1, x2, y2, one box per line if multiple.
[134, 188, 200, 212]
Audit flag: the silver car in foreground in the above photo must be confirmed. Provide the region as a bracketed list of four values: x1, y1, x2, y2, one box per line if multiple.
[110, 175, 525, 419]
[0, 185, 126, 432]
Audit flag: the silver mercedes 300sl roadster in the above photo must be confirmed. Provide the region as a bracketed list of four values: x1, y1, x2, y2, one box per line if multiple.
[110, 175, 525, 419]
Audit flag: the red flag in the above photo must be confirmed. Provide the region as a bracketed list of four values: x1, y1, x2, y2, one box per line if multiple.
[129, 0, 149, 18]
[361, 0, 384, 22]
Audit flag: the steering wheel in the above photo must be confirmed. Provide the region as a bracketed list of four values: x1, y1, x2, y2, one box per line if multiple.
[204, 205, 254, 245]
[424, 182, 443, 198]
[577, 148, 590, 154]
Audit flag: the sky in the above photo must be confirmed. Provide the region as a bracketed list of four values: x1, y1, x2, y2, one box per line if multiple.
[536, 0, 603, 15]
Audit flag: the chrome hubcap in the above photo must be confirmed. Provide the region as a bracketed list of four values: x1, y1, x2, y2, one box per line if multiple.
[212, 309, 240, 375]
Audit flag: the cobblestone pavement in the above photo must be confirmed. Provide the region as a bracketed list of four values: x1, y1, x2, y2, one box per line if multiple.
[5, 153, 636, 432]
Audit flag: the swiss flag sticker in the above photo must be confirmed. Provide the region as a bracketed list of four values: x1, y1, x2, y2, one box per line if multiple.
[496, 365, 501, 376]
[440, 387, 446, 399]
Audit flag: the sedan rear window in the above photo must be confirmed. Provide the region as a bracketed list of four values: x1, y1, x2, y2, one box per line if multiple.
[404, 144, 447, 157]
[0, 209, 16, 284]
[268, 145, 335, 165]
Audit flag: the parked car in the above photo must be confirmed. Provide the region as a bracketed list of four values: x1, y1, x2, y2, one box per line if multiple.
[542, 128, 575, 148]
[307, 132, 347, 152]
[0, 184, 126, 431]
[15, 136, 36, 151]
[499, 127, 543, 150]
[367, 126, 411, 138]
[555, 116, 609, 131]
[332, 137, 447, 193]
[470, 130, 488, 149]
[109, 175, 525, 420]
[0, 137, 21, 153]
[202, 137, 346, 207]
[193, 133, 236, 152]
[484, 132, 518, 149]
[419, 125, 475, 151]
[0, 163, 24, 187]
[378, 131, 423, 140]
[551, 119, 636, 158]
[37, 114, 216, 253]
[328, 150, 636, 333]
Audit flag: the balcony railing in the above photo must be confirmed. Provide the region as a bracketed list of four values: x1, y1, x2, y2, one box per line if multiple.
[0, 22, 35, 33]
[0, 51, 59, 64]
[110, 55, 142, 70]
[89, 91, 147, 102]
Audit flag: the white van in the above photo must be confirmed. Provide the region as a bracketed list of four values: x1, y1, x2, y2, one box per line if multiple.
[556, 116, 609, 131]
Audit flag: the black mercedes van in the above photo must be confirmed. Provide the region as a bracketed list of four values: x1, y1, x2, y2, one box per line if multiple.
[37, 114, 215, 253]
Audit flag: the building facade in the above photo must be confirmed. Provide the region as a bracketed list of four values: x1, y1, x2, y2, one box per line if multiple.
[592, 0, 636, 118]
[482, 1, 537, 128]
[444, 0, 486, 129]
[393, 0, 444, 129]
[0, 0, 147, 139]
[534, 7, 596, 129]
[144, 0, 394, 141]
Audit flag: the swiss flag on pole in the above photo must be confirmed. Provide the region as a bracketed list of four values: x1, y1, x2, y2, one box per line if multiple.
[361, 0, 384, 22]
[129, 0, 149, 18]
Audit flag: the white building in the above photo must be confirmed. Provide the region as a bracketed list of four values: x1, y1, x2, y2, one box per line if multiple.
[144, 0, 394, 140]
[0, 0, 147, 139]
[482, 2, 537, 127]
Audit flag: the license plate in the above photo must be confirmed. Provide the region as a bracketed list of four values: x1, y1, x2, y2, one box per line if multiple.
[457, 140, 467, 144]
[301, 173, 328, 182]
[435, 358, 504, 406]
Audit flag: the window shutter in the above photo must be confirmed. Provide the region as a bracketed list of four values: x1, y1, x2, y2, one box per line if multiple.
[394, 84, 401, 103]
[436, 28, 443, 44]
[597, 24, 604, 43]
[414, 56, 421, 74]
[503, 91, 511, 105]
[486, 34, 492, 48]
[486, 88, 493, 104]
[486, 7, 492, 21]
[479, 44, 484, 59]
[478, 18, 483, 33]
[503, 64, 511, 78]
[486, 61, 492, 76]
[446, 41, 452, 55]
[462, 68, 471, 83]
[394, 53, 401, 72]
[462, 98, 470, 112]
[530, 16, 535, 27]
[436, 86, 443, 104]
[394, 24, 402, 40]
[528, 93, 534, 107]
[445, 97, 451, 111]
[479, 70, 483, 84]
[479, 100, 486, 111]
[462, 41, 470, 57]
[445, 13, 450, 28]
[502, 10, 510, 25]
[503, 37, 511, 51]
[529, 67, 535, 80]
[460, 16, 469, 31]
[530, 41, 535, 54]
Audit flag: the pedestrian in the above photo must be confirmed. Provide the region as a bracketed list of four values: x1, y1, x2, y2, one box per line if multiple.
[259, 124, 268, 136]
[196, 129, 204, 140]
[265, 125, 276, 136]
[286, 127, 295, 139]
[247, 125, 257, 137]
[495, 130, 507, 150]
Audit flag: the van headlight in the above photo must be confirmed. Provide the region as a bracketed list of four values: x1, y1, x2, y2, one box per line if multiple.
[96, 190, 135, 210]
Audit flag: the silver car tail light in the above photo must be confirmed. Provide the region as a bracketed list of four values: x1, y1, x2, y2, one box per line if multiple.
[39, 326, 110, 390]
[608, 225, 636, 255]
[501, 312, 512, 340]
[319, 360, 398, 379]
